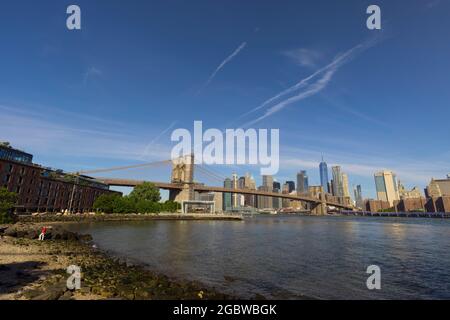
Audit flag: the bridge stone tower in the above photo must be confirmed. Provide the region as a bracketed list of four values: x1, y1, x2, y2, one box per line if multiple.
[169, 154, 195, 203]
[311, 192, 328, 215]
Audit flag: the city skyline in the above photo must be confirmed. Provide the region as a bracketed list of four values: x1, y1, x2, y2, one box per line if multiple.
[1, 1, 449, 199]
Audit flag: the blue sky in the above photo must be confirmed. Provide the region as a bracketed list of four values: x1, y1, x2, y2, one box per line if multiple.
[1, 0, 449, 199]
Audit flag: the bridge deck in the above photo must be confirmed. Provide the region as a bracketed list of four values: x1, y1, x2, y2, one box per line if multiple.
[98, 178, 353, 210]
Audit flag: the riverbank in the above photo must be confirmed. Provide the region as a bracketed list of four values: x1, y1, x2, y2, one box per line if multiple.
[17, 213, 243, 223]
[0, 223, 236, 300]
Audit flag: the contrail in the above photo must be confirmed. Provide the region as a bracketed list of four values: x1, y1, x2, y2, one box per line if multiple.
[140, 121, 177, 160]
[240, 36, 382, 126]
[197, 42, 247, 94]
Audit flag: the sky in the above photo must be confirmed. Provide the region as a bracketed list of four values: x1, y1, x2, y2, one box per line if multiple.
[1, 0, 449, 199]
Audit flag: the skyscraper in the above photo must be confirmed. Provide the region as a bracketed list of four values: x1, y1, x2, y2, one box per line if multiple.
[332, 166, 344, 197]
[260, 175, 274, 209]
[374, 170, 399, 206]
[244, 173, 256, 207]
[262, 175, 274, 190]
[273, 181, 281, 191]
[296, 171, 308, 194]
[223, 178, 232, 211]
[342, 173, 350, 198]
[272, 183, 282, 209]
[319, 157, 329, 193]
[232, 173, 239, 209]
[286, 181, 295, 193]
[354, 185, 363, 208]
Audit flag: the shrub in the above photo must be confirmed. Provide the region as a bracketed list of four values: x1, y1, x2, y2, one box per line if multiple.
[93, 193, 121, 213]
[129, 182, 161, 203]
[0, 187, 17, 224]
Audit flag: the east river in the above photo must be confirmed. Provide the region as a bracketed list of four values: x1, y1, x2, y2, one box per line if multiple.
[67, 215, 450, 299]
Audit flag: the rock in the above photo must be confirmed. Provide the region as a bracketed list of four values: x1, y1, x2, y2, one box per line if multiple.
[80, 287, 91, 295]
[58, 291, 73, 300]
[22, 289, 43, 299]
[32, 288, 65, 300]
[79, 234, 93, 242]
[4, 227, 17, 237]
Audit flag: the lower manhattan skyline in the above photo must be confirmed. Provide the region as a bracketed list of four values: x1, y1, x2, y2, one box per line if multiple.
[1, 0, 449, 201]
[1, 0, 450, 307]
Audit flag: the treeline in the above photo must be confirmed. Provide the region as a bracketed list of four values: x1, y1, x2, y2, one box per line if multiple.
[93, 182, 180, 214]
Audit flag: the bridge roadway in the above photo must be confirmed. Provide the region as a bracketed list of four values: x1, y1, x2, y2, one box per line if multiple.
[98, 178, 354, 210]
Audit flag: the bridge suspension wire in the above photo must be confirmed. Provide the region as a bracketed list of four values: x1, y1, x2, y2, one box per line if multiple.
[74, 159, 172, 175]
[195, 167, 224, 184]
[194, 164, 227, 183]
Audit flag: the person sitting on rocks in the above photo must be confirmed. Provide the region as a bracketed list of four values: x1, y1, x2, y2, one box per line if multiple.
[38, 226, 47, 241]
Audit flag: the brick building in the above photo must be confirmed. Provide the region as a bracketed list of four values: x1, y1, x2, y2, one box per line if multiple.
[364, 199, 391, 212]
[0, 144, 121, 214]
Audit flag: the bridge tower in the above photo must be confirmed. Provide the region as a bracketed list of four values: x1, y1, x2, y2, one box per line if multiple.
[311, 192, 328, 215]
[169, 154, 195, 203]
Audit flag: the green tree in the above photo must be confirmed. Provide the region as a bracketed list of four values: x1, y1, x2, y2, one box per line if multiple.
[136, 200, 161, 214]
[161, 200, 180, 213]
[93, 194, 121, 213]
[129, 182, 161, 203]
[0, 187, 17, 223]
[113, 196, 137, 214]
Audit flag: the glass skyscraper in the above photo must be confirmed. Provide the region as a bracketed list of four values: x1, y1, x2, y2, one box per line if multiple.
[223, 178, 232, 211]
[296, 171, 308, 194]
[319, 158, 329, 193]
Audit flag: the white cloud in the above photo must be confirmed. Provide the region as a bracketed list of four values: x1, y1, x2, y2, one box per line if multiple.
[0, 106, 171, 163]
[83, 66, 102, 84]
[283, 48, 323, 68]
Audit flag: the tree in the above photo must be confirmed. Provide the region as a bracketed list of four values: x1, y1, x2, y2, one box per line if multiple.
[129, 182, 161, 203]
[93, 194, 121, 213]
[0, 187, 17, 223]
[161, 200, 180, 213]
[113, 196, 137, 214]
[136, 200, 161, 214]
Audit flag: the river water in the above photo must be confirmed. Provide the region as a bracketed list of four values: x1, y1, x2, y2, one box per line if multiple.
[67, 215, 450, 299]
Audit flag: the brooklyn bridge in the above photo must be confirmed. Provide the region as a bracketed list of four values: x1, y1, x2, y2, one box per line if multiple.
[76, 155, 354, 214]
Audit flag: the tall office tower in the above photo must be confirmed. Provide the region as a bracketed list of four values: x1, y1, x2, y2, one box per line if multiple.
[257, 185, 272, 209]
[319, 157, 329, 193]
[237, 176, 246, 207]
[260, 175, 273, 209]
[328, 181, 333, 195]
[272, 187, 282, 209]
[238, 176, 246, 189]
[282, 183, 291, 208]
[243, 173, 256, 207]
[354, 185, 363, 208]
[296, 171, 308, 194]
[374, 170, 400, 206]
[273, 181, 281, 191]
[232, 173, 239, 209]
[286, 181, 296, 193]
[262, 175, 274, 190]
[332, 166, 344, 197]
[223, 178, 232, 211]
[342, 173, 350, 198]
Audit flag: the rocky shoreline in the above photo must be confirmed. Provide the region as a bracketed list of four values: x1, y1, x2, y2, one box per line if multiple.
[0, 223, 237, 300]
